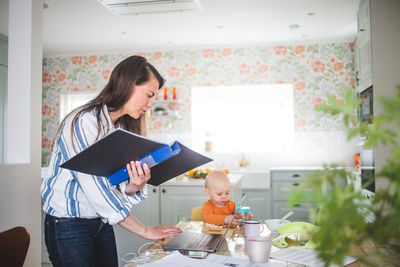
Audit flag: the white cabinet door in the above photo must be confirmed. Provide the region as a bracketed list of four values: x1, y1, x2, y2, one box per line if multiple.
[272, 201, 311, 222]
[0, 34, 7, 66]
[356, 0, 373, 92]
[114, 185, 160, 267]
[160, 186, 209, 225]
[242, 189, 271, 221]
[271, 170, 319, 222]
[130, 185, 160, 226]
[356, 31, 373, 92]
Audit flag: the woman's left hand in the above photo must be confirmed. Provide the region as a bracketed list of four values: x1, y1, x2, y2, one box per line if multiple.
[142, 225, 182, 240]
[125, 161, 150, 194]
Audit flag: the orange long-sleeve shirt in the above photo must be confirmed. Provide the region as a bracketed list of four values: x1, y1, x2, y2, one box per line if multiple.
[201, 199, 236, 225]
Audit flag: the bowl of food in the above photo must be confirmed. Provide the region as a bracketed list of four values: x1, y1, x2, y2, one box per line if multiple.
[265, 219, 291, 233]
[186, 168, 229, 179]
[187, 169, 209, 179]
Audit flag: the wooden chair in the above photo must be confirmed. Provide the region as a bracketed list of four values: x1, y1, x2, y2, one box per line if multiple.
[0, 226, 30, 267]
[191, 206, 204, 221]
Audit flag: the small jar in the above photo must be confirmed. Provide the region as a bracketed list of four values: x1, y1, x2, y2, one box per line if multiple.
[237, 206, 251, 221]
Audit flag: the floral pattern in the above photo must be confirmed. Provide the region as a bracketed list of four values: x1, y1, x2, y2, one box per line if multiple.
[42, 43, 355, 165]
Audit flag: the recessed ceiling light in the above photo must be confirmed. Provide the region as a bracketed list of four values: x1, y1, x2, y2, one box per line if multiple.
[307, 12, 315, 16]
[289, 24, 300, 30]
[43, 3, 49, 9]
[121, 31, 127, 35]
[217, 25, 223, 29]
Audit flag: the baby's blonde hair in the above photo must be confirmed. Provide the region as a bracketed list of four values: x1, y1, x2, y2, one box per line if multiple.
[205, 170, 230, 189]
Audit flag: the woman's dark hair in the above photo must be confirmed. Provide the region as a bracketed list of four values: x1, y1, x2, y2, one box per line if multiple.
[52, 55, 165, 151]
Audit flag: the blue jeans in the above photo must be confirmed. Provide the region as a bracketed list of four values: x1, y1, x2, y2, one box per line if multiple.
[44, 214, 118, 267]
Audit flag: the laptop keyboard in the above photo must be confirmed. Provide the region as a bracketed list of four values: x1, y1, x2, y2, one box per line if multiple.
[188, 234, 220, 250]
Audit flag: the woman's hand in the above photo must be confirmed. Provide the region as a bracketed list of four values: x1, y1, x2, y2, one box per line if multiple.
[125, 161, 150, 194]
[142, 225, 182, 240]
[119, 215, 181, 241]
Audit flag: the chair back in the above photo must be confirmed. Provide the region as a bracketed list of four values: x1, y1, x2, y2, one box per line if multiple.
[0, 226, 30, 267]
[191, 206, 204, 221]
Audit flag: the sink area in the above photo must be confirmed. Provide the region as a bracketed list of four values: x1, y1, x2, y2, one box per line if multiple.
[229, 169, 270, 189]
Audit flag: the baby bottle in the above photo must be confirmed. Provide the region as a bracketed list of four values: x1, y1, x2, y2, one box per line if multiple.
[237, 202, 251, 221]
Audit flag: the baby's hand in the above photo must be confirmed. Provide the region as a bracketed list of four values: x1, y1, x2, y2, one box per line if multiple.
[224, 215, 240, 226]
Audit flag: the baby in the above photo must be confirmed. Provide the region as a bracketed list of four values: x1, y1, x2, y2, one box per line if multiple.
[201, 170, 240, 226]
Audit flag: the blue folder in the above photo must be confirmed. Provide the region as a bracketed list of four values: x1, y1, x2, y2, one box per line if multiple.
[60, 129, 213, 186]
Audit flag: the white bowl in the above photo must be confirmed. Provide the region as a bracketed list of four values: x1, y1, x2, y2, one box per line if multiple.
[265, 219, 290, 233]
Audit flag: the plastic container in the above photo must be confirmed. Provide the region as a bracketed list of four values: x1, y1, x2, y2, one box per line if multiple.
[237, 205, 251, 221]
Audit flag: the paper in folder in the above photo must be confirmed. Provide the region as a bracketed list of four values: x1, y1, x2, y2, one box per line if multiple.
[60, 129, 213, 186]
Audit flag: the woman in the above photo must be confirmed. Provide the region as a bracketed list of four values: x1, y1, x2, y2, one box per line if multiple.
[41, 55, 181, 267]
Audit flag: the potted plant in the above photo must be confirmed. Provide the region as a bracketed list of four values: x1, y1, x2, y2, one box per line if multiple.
[289, 86, 400, 266]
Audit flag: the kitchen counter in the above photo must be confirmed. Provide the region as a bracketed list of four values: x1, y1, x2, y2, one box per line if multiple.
[229, 170, 270, 189]
[269, 166, 355, 171]
[161, 173, 242, 187]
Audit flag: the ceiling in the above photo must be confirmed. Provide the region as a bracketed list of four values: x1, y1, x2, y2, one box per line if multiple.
[2, 0, 360, 56]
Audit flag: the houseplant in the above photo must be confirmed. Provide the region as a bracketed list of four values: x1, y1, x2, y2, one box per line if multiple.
[289, 86, 400, 266]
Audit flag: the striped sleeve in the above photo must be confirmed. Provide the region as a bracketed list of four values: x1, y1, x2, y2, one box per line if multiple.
[63, 111, 144, 225]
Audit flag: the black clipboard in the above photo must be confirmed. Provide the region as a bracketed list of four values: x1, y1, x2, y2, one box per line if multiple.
[60, 129, 213, 186]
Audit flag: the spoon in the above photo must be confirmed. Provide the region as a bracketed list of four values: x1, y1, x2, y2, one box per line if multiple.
[278, 211, 293, 224]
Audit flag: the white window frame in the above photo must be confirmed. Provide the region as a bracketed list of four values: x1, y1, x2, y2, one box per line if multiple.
[191, 84, 294, 153]
[59, 92, 98, 122]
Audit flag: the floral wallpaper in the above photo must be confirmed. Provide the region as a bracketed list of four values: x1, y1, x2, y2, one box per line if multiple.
[42, 42, 355, 165]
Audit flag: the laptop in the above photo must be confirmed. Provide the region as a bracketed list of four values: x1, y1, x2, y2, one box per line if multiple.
[164, 194, 247, 253]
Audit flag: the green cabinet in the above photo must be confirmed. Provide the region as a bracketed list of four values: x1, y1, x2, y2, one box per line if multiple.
[160, 186, 209, 225]
[113, 185, 160, 267]
[271, 170, 319, 222]
[242, 189, 271, 221]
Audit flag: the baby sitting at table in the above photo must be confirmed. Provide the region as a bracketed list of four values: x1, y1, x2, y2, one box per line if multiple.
[202, 170, 250, 226]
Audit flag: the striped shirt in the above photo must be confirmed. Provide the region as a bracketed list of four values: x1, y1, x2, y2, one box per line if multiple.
[41, 105, 147, 225]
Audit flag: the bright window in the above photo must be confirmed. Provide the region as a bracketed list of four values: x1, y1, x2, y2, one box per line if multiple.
[191, 84, 294, 153]
[59, 93, 98, 122]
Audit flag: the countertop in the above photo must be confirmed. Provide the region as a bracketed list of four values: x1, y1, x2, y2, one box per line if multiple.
[160, 173, 242, 187]
[269, 166, 355, 171]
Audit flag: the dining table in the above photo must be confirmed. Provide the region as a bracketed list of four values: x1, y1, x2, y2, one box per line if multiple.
[123, 220, 387, 267]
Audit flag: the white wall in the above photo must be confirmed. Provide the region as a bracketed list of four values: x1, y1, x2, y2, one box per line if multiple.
[370, 0, 400, 190]
[0, 0, 42, 266]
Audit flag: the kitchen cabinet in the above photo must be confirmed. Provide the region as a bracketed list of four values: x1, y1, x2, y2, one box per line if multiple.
[159, 186, 209, 225]
[113, 185, 160, 267]
[270, 169, 320, 222]
[355, 0, 372, 92]
[160, 174, 242, 225]
[242, 189, 271, 221]
[0, 34, 7, 164]
[0, 34, 7, 66]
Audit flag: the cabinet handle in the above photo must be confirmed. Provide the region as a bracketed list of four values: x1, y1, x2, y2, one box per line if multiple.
[153, 188, 157, 193]
[162, 189, 166, 193]
[292, 183, 300, 186]
[360, 28, 365, 32]
[292, 174, 300, 178]
[293, 204, 301, 207]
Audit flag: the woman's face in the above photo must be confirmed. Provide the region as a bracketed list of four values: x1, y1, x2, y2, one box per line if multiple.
[121, 74, 159, 119]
